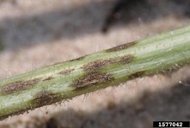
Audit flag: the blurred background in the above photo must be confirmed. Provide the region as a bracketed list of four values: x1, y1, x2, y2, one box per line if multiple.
[0, 0, 190, 128]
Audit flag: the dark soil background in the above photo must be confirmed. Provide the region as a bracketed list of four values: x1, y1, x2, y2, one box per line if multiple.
[0, 0, 190, 128]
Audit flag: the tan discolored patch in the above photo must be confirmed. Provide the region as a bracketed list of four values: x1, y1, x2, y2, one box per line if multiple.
[106, 41, 137, 52]
[83, 55, 134, 71]
[1, 78, 41, 95]
[58, 68, 74, 75]
[73, 72, 114, 88]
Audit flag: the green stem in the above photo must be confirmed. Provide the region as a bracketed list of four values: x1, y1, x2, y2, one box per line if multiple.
[0, 26, 190, 120]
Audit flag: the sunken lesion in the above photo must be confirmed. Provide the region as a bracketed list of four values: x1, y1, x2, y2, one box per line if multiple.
[106, 41, 137, 52]
[1, 78, 41, 95]
[72, 71, 114, 88]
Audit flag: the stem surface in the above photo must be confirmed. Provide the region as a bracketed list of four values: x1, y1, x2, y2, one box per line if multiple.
[0, 26, 190, 119]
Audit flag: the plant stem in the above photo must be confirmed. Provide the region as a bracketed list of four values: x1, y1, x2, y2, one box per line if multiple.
[1, 26, 190, 120]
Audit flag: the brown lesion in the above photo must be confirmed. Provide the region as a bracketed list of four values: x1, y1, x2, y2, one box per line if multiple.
[128, 71, 146, 79]
[33, 91, 62, 107]
[83, 59, 114, 71]
[79, 55, 135, 89]
[119, 55, 135, 64]
[106, 41, 137, 52]
[58, 68, 74, 75]
[0, 91, 62, 120]
[42, 76, 54, 81]
[127, 66, 181, 80]
[83, 55, 135, 71]
[1, 78, 41, 95]
[72, 71, 114, 88]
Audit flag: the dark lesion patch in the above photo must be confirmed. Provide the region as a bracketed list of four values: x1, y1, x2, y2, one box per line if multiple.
[83, 54, 135, 71]
[73, 72, 114, 88]
[119, 55, 135, 64]
[42, 76, 54, 81]
[0, 91, 62, 120]
[128, 71, 146, 80]
[33, 91, 62, 107]
[106, 41, 137, 52]
[83, 59, 113, 72]
[1, 78, 41, 95]
[58, 68, 74, 75]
